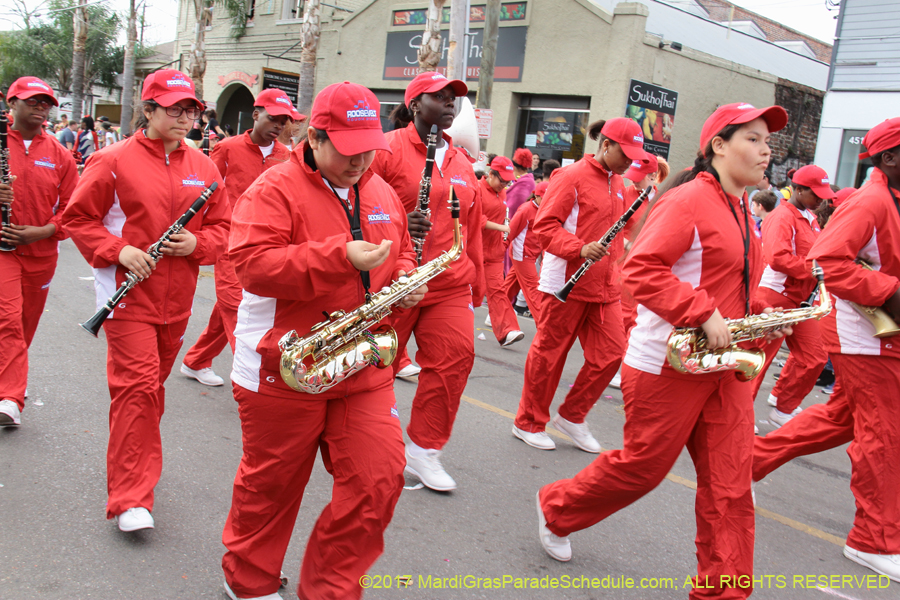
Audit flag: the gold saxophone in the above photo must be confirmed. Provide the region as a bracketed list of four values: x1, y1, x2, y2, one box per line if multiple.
[848, 260, 900, 338]
[666, 261, 832, 381]
[278, 187, 462, 394]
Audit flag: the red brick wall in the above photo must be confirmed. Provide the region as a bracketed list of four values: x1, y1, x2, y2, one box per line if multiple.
[768, 79, 825, 185]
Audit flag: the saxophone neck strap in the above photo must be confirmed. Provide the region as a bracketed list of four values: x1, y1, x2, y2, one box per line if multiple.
[710, 166, 751, 316]
[327, 179, 370, 300]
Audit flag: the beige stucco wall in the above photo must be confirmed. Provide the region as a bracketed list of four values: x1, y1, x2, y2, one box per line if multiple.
[174, 0, 780, 172]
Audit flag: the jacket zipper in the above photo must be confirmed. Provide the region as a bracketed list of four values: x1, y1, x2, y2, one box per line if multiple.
[162, 151, 176, 323]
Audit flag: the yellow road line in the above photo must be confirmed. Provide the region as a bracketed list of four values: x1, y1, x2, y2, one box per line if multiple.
[460, 394, 844, 547]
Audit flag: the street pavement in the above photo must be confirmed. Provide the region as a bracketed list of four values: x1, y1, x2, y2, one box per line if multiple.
[0, 239, 893, 600]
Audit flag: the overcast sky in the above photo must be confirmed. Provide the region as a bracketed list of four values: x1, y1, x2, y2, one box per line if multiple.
[3, 0, 840, 49]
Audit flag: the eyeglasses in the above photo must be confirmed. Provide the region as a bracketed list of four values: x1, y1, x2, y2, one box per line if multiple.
[23, 97, 53, 109]
[162, 105, 202, 119]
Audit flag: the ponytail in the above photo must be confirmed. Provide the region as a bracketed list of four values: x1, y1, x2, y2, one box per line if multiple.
[389, 98, 418, 129]
[681, 123, 744, 187]
[587, 119, 606, 141]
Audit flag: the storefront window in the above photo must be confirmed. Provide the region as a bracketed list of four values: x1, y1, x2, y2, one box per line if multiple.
[515, 96, 591, 167]
[836, 129, 874, 189]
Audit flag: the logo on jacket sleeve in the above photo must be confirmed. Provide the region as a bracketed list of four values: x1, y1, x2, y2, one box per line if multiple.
[450, 175, 468, 187]
[367, 205, 391, 224]
[182, 173, 206, 187]
[617, 190, 624, 199]
[34, 157, 56, 169]
[346, 100, 378, 121]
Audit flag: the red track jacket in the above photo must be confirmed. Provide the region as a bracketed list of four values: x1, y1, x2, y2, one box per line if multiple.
[507, 199, 541, 261]
[534, 155, 625, 303]
[5, 129, 78, 256]
[370, 123, 484, 303]
[809, 168, 900, 359]
[209, 131, 291, 209]
[62, 130, 230, 324]
[229, 143, 417, 398]
[623, 172, 765, 375]
[758, 201, 821, 305]
[480, 177, 507, 263]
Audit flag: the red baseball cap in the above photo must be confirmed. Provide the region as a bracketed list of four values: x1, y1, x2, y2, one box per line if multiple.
[792, 165, 836, 200]
[602, 118, 650, 162]
[141, 69, 202, 109]
[6, 77, 58, 106]
[534, 181, 550, 197]
[490, 156, 516, 182]
[404, 71, 468, 107]
[255, 88, 297, 119]
[513, 148, 533, 170]
[699, 103, 788, 154]
[833, 187, 857, 208]
[309, 81, 390, 155]
[624, 154, 659, 182]
[859, 117, 900, 159]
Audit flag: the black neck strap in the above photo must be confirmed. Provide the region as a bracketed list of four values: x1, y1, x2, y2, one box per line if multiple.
[304, 144, 371, 299]
[711, 168, 751, 315]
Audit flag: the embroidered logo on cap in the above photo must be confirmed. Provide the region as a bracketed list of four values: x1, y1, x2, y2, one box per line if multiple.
[276, 96, 291, 105]
[631, 160, 641, 168]
[821, 178, 829, 184]
[367, 205, 391, 223]
[431, 73, 447, 81]
[505, 165, 514, 171]
[27, 82, 51, 91]
[166, 76, 192, 88]
[34, 157, 56, 169]
[450, 175, 468, 187]
[633, 135, 643, 143]
[182, 173, 206, 187]
[737, 103, 756, 110]
[347, 100, 378, 121]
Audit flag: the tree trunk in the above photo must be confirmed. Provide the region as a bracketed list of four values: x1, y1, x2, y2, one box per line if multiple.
[296, 0, 321, 116]
[476, 0, 499, 150]
[121, 0, 138, 135]
[446, 0, 468, 81]
[417, 0, 445, 73]
[188, 0, 210, 100]
[71, 0, 88, 121]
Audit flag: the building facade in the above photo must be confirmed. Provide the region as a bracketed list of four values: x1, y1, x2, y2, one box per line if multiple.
[813, 0, 900, 188]
[173, 0, 831, 174]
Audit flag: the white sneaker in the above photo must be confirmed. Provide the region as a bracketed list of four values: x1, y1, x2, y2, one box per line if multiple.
[501, 330, 525, 347]
[751, 481, 756, 507]
[224, 580, 283, 600]
[536, 491, 571, 562]
[116, 507, 154, 532]
[180, 364, 225, 386]
[512, 425, 556, 450]
[767, 393, 778, 407]
[754, 424, 759, 435]
[608, 372, 622, 390]
[843, 545, 900, 582]
[0, 400, 21, 427]
[768, 407, 801, 428]
[396, 363, 422, 378]
[484, 314, 492, 327]
[405, 445, 457, 491]
[551, 414, 601, 453]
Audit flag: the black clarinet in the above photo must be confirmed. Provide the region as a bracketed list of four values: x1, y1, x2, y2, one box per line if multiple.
[0, 110, 14, 252]
[414, 125, 439, 264]
[554, 184, 653, 302]
[80, 182, 218, 336]
[202, 122, 210, 156]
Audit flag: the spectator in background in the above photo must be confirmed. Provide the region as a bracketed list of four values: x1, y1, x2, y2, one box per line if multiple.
[202, 109, 226, 139]
[223, 123, 234, 137]
[751, 189, 778, 237]
[57, 121, 78, 150]
[100, 121, 118, 148]
[749, 169, 784, 202]
[542, 159, 560, 181]
[59, 114, 69, 128]
[531, 152, 541, 174]
[779, 167, 797, 200]
[76, 115, 99, 163]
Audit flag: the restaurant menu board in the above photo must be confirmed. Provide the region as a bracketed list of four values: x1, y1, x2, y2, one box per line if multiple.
[624, 79, 678, 160]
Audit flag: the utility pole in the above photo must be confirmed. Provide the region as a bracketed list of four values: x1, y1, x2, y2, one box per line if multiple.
[140, 1, 146, 46]
[446, 0, 467, 80]
[417, 0, 446, 73]
[71, 0, 88, 121]
[476, 0, 499, 150]
[121, 0, 138, 135]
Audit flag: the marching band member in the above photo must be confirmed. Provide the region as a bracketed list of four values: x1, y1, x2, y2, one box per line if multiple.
[512, 118, 648, 453]
[221, 81, 422, 600]
[180, 88, 296, 387]
[503, 148, 536, 275]
[370, 72, 485, 491]
[621, 153, 667, 246]
[503, 181, 548, 323]
[0, 78, 78, 427]
[536, 103, 789, 600]
[481, 155, 524, 346]
[750, 164, 834, 427]
[807, 117, 900, 581]
[62, 70, 229, 531]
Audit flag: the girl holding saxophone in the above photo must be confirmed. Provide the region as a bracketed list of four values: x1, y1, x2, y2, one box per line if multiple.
[536, 103, 790, 600]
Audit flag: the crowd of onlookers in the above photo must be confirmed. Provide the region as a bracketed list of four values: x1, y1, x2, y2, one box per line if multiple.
[46, 113, 122, 164]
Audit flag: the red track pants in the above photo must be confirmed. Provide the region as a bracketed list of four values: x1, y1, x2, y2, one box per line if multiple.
[183, 255, 241, 370]
[540, 365, 755, 599]
[753, 379, 852, 482]
[514, 294, 623, 432]
[222, 382, 405, 600]
[750, 288, 827, 413]
[503, 257, 542, 322]
[831, 354, 900, 555]
[483, 259, 520, 343]
[0, 252, 56, 409]
[390, 288, 475, 450]
[103, 318, 189, 518]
